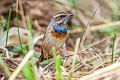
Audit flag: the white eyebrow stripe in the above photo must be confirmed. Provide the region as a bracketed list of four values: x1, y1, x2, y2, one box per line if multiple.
[53, 14, 67, 18]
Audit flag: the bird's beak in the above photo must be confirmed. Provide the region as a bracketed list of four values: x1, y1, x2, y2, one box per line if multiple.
[63, 13, 73, 22]
[68, 13, 74, 17]
[62, 13, 73, 23]
[65, 13, 73, 20]
[58, 13, 73, 24]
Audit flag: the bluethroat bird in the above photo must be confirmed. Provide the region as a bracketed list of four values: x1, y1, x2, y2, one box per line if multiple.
[41, 12, 73, 59]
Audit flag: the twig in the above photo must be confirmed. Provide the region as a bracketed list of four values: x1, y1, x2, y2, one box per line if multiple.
[19, 0, 27, 28]
[68, 38, 80, 80]
[80, 63, 120, 80]
[43, 61, 54, 70]
[68, 21, 120, 34]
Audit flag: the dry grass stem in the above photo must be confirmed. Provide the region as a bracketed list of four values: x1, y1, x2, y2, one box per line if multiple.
[8, 50, 34, 80]
[68, 21, 120, 33]
[80, 63, 120, 80]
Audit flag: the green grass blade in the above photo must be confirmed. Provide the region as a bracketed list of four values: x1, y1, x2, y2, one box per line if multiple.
[21, 45, 34, 80]
[16, 8, 34, 80]
[22, 62, 34, 80]
[26, 14, 36, 80]
[5, 8, 12, 47]
[52, 47, 63, 80]
[68, 38, 80, 80]
[56, 56, 63, 80]
[16, 11, 25, 56]
[52, 47, 57, 60]
[9, 50, 34, 80]
[53, 0, 58, 9]
[112, 33, 116, 62]
[26, 15, 33, 50]
[0, 57, 11, 77]
[112, 0, 120, 20]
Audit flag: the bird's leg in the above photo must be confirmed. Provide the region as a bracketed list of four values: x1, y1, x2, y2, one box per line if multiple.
[60, 44, 67, 57]
[61, 48, 66, 57]
[46, 52, 51, 71]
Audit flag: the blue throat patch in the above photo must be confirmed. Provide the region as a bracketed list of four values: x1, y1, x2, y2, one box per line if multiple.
[61, 17, 66, 23]
[53, 25, 67, 34]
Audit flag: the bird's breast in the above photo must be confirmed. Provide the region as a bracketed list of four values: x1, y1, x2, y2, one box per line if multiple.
[51, 29, 67, 40]
[60, 23, 66, 27]
[43, 30, 67, 52]
[51, 24, 68, 40]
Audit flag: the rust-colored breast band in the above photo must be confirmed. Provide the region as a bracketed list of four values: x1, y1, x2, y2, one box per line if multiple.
[51, 30, 67, 40]
[60, 24, 67, 27]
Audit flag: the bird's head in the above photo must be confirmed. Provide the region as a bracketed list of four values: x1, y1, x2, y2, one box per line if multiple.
[54, 12, 73, 24]
[49, 12, 73, 39]
[50, 12, 73, 25]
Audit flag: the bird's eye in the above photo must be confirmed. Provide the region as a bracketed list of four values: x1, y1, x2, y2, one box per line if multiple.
[60, 15, 66, 18]
[55, 15, 66, 21]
